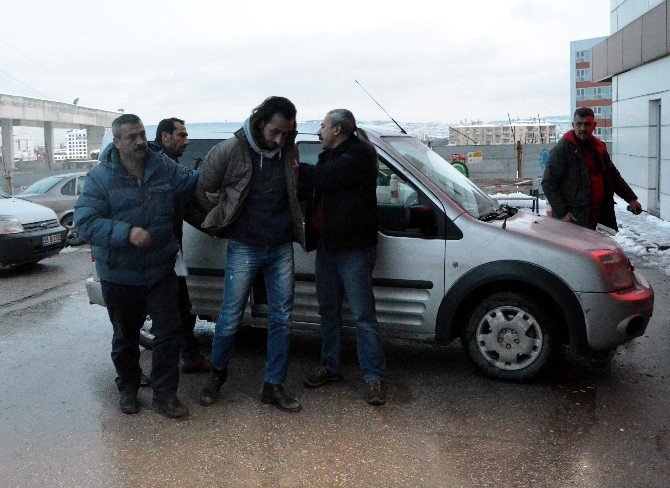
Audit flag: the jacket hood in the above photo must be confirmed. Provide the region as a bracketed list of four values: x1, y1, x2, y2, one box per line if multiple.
[99, 141, 117, 165]
[242, 118, 281, 159]
[562, 129, 606, 153]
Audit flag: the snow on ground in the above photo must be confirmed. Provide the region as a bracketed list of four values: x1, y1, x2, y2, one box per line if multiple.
[60, 245, 89, 254]
[492, 192, 670, 276]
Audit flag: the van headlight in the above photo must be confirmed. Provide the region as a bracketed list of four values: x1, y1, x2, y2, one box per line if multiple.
[0, 215, 24, 234]
[589, 249, 635, 291]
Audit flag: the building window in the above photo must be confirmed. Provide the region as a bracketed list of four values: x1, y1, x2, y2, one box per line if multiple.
[576, 68, 590, 82]
[576, 50, 590, 62]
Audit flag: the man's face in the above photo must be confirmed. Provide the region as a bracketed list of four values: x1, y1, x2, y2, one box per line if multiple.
[114, 122, 148, 162]
[162, 121, 189, 159]
[261, 113, 295, 150]
[573, 115, 596, 141]
[317, 114, 340, 150]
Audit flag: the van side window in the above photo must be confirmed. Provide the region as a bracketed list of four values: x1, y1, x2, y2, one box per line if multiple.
[297, 141, 321, 166]
[377, 160, 445, 239]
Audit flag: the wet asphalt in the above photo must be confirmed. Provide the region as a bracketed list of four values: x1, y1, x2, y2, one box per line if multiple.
[0, 250, 668, 487]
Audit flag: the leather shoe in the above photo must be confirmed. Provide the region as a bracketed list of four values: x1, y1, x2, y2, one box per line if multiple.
[119, 393, 140, 414]
[366, 380, 387, 406]
[261, 382, 301, 412]
[304, 366, 343, 388]
[152, 395, 189, 419]
[199, 367, 227, 406]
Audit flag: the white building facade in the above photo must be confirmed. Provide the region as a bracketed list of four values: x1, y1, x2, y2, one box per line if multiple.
[450, 121, 556, 146]
[591, 0, 670, 219]
[66, 128, 88, 160]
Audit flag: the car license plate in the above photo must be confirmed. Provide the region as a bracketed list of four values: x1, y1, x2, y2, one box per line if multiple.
[42, 233, 62, 246]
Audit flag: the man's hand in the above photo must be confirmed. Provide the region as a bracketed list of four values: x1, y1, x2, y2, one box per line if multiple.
[129, 227, 152, 248]
[560, 212, 578, 223]
[628, 200, 643, 215]
[205, 191, 221, 204]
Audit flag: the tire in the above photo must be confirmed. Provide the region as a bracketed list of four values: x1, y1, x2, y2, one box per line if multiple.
[461, 291, 558, 381]
[451, 161, 469, 178]
[139, 318, 155, 350]
[60, 213, 82, 246]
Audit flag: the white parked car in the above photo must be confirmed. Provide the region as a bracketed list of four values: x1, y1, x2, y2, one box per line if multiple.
[0, 187, 68, 266]
[86, 128, 654, 381]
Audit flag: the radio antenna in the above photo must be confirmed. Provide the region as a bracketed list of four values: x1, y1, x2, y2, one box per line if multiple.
[355, 80, 407, 134]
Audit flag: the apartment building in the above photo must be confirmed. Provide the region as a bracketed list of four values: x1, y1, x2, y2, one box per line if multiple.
[449, 121, 556, 146]
[591, 0, 669, 218]
[66, 128, 88, 160]
[570, 37, 613, 142]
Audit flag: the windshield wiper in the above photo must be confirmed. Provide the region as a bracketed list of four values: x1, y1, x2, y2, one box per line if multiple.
[479, 204, 516, 222]
[478, 209, 500, 221]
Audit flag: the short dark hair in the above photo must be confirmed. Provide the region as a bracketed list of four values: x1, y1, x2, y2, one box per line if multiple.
[574, 107, 595, 119]
[112, 114, 142, 138]
[155, 117, 185, 145]
[249, 96, 297, 143]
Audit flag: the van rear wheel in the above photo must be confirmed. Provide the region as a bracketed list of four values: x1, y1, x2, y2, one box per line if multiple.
[461, 291, 557, 381]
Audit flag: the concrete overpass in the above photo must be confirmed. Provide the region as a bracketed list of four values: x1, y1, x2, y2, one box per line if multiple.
[1, 93, 119, 192]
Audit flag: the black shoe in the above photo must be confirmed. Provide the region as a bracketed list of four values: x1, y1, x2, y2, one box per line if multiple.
[261, 383, 301, 412]
[199, 367, 227, 406]
[119, 393, 140, 414]
[140, 370, 151, 387]
[304, 366, 343, 388]
[152, 395, 189, 419]
[366, 380, 387, 406]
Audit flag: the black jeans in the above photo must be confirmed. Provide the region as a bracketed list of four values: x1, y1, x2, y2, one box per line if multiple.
[101, 274, 180, 401]
[177, 276, 198, 358]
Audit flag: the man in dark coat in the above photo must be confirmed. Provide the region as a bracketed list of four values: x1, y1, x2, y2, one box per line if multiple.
[154, 117, 211, 374]
[542, 107, 642, 231]
[299, 109, 388, 406]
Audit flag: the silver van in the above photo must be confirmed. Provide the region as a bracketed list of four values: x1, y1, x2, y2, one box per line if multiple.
[86, 127, 654, 381]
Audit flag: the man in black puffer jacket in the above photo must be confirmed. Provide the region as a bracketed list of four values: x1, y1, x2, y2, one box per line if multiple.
[299, 109, 388, 406]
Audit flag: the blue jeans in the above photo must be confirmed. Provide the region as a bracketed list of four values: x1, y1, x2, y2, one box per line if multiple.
[210, 240, 294, 384]
[101, 273, 180, 401]
[315, 240, 386, 383]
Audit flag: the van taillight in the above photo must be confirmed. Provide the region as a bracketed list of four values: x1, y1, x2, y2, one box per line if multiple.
[589, 249, 635, 291]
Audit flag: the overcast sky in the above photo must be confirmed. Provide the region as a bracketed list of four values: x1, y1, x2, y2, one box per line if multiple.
[0, 0, 610, 125]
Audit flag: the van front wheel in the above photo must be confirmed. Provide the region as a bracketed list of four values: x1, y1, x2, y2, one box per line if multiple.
[461, 292, 557, 381]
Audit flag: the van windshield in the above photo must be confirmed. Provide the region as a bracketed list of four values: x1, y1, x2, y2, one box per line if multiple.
[383, 137, 498, 218]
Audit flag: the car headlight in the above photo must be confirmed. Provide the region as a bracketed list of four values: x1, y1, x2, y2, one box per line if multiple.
[589, 249, 635, 291]
[0, 215, 24, 234]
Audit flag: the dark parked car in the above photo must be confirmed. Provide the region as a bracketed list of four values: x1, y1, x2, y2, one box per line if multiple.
[0, 188, 67, 267]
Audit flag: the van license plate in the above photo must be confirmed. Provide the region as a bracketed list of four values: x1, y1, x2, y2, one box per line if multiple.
[42, 233, 62, 246]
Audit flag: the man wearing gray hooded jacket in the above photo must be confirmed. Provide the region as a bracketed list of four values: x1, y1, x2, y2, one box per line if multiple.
[196, 96, 305, 412]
